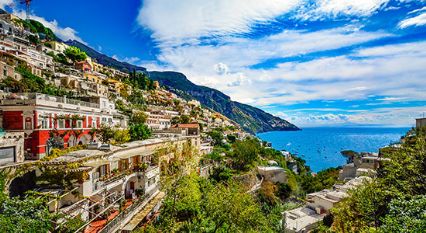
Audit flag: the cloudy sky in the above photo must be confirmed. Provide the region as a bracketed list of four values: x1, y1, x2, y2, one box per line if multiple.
[3, 0, 426, 127]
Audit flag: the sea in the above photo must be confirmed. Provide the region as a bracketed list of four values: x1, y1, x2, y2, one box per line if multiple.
[257, 127, 409, 172]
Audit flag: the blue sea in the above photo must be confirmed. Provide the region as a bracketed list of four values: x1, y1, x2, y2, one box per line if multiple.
[257, 127, 409, 172]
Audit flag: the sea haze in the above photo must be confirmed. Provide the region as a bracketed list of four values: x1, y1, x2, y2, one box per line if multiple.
[257, 127, 409, 172]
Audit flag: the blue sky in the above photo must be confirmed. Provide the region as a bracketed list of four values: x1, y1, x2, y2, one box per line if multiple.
[2, 0, 426, 127]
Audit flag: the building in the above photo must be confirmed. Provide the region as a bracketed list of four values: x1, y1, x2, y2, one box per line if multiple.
[173, 123, 200, 136]
[45, 41, 69, 54]
[145, 110, 175, 131]
[0, 93, 125, 160]
[75, 60, 93, 72]
[0, 60, 22, 80]
[0, 131, 24, 166]
[283, 176, 370, 233]
[416, 118, 426, 128]
[257, 166, 287, 183]
[338, 152, 383, 180]
[283, 207, 323, 233]
[33, 136, 199, 232]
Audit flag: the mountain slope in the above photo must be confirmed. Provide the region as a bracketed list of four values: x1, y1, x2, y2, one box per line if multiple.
[148, 71, 299, 133]
[67, 40, 299, 133]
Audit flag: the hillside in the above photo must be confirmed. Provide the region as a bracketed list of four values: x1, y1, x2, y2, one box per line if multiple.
[148, 71, 299, 133]
[67, 40, 299, 133]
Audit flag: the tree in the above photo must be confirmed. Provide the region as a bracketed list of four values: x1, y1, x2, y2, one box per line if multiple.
[131, 112, 147, 124]
[330, 129, 426, 232]
[0, 173, 55, 232]
[180, 115, 190, 124]
[97, 124, 115, 144]
[258, 181, 279, 206]
[300, 167, 340, 194]
[232, 138, 260, 170]
[226, 134, 237, 143]
[208, 130, 224, 146]
[129, 124, 151, 141]
[202, 181, 271, 232]
[276, 183, 292, 200]
[380, 195, 426, 232]
[147, 174, 272, 232]
[331, 180, 387, 232]
[64, 46, 87, 62]
[113, 129, 131, 145]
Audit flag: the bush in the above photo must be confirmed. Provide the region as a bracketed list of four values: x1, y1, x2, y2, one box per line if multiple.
[129, 124, 151, 141]
[64, 46, 87, 62]
[113, 129, 130, 145]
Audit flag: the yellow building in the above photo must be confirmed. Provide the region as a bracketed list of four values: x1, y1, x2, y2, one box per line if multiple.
[45, 41, 69, 54]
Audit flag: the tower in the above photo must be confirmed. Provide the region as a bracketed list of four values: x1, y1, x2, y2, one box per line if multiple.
[20, 0, 32, 20]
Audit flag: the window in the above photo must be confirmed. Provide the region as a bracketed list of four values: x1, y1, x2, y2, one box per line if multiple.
[92, 120, 97, 128]
[25, 117, 32, 130]
[38, 118, 49, 129]
[76, 120, 83, 128]
[119, 159, 129, 171]
[98, 164, 110, 178]
[58, 119, 65, 129]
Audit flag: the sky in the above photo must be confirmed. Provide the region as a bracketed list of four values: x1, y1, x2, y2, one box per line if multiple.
[2, 0, 426, 127]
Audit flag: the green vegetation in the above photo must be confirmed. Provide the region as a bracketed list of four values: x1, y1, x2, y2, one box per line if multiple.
[96, 124, 131, 145]
[143, 129, 335, 232]
[0, 66, 70, 96]
[231, 138, 261, 171]
[125, 70, 155, 91]
[12, 19, 57, 42]
[64, 46, 87, 62]
[300, 167, 340, 194]
[328, 127, 426, 232]
[47, 51, 70, 65]
[143, 173, 274, 233]
[128, 111, 152, 141]
[171, 115, 191, 125]
[207, 130, 224, 146]
[129, 124, 151, 141]
[0, 173, 55, 232]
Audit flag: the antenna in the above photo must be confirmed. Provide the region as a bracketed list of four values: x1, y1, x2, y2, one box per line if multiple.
[20, 0, 32, 20]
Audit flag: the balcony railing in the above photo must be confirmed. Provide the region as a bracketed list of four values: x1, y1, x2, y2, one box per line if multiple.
[98, 187, 159, 233]
[1, 93, 100, 109]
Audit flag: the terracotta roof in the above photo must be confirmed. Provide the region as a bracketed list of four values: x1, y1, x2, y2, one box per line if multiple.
[175, 123, 199, 128]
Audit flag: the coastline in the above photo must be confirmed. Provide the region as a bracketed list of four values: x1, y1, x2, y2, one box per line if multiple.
[257, 127, 408, 172]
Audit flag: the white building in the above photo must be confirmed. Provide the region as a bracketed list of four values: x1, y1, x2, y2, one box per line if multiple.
[283, 176, 371, 233]
[257, 166, 287, 183]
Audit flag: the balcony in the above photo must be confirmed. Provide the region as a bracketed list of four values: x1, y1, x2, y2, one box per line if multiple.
[0, 93, 101, 109]
[92, 165, 159, 193]
[98, 187, 160, 233]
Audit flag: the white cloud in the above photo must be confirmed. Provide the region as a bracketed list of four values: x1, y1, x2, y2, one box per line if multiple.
[314, 0, 388, 17]
[112, 55, 141, 65]
[137, 0, 394, 43]
[137, 0, 301, 43]
[154, 38, 426, 126]
[0, 0, 13, 9]
[155, 26, 390, 84]
[136, 1, 426, 126]
[275, 106, 425, 127]
[399, 12, 426, 28]
[12, 10, 84, 43]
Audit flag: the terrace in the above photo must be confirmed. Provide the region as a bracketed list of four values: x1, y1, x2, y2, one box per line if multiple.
[1, 93, 101, 109]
